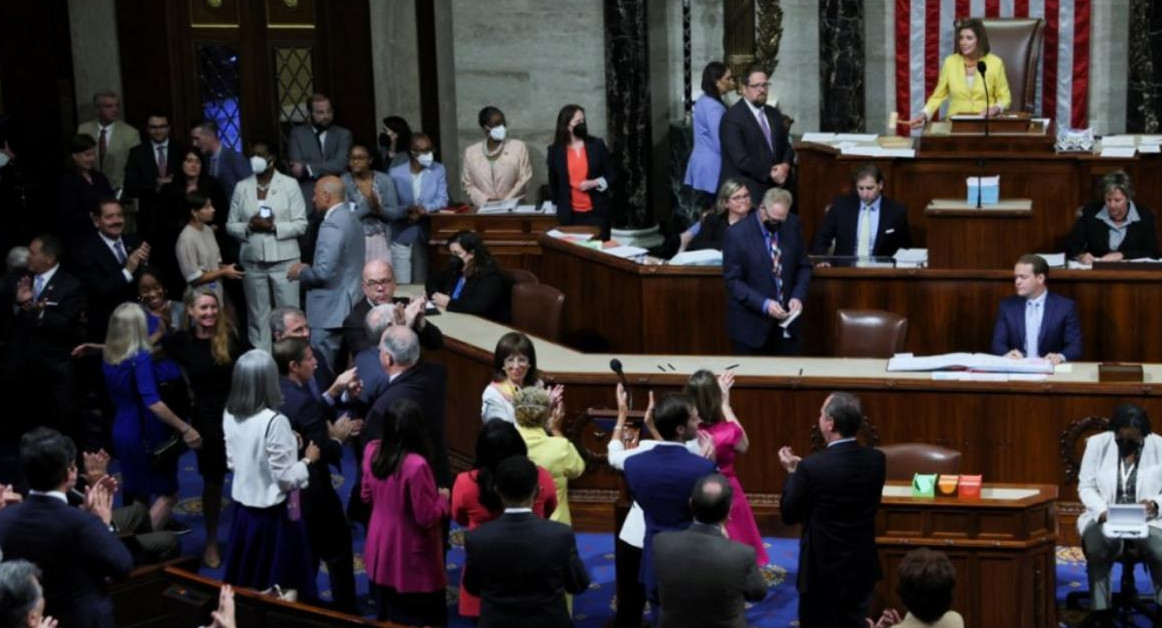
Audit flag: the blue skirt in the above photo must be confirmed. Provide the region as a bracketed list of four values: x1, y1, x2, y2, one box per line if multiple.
[224, 500, 316, 599]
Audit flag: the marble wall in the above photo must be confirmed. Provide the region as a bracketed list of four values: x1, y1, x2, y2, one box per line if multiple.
[819, 0, 865, 132]
[768, 1, 820, 133]
[369, 1, 423, 137]
[863, 0, 895, 135]
[607, 0, 653, 228]
[68, 0, 122, 122]
[1126, 0, 1160, 133]
[1090, 0, 1130, 134]
[445, 0, 607, 205]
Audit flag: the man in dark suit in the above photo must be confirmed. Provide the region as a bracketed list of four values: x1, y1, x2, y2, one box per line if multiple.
[0, 428, 133, 628]
[123, 112, 183, 285]
[190, 120, 251, 202]
[273, 337, 359, 613]
[991, 253, 1082, 365]
[71, 199, 148, 341]
[1, 235, 86, 442]
[811, 164, 912, 260]
[463, 456, 589, 628]
[654, 474, 767, 628]
[287, 94, 353, 205]
[623, 393, 717, 604]
[342, 259, 443, 359]
[719, 64, 794, 204]
[723, 187, 811, 355]
[779, 393, 886, 628]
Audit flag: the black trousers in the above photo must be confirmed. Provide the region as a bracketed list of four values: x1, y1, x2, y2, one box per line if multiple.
[614, 537, 647, 627]
[303, 483, 356, 613]
[797, 590, 870, 628]
[377, 586, 445, 627]
[733, 324, 801, 357]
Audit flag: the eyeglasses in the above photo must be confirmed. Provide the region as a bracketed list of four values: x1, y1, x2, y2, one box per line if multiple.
[363, 278, 395, 289]
[504, 356, 530, 367]
[747, 82, 772, 90]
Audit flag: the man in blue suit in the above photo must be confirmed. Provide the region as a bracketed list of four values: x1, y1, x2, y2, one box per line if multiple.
[190, 120, 251, 202]
[623, 394, 716, 604]
[991, 253, 1082, 365]
[389, 132, 448, 283]
[723, 187, 811, 355]
[0, 428, 132, 628]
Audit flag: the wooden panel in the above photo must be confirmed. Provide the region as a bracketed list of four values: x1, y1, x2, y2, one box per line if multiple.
[265, 0, 315, 28]
[188, 0, 240, 28]
[429, 210, 560, 277]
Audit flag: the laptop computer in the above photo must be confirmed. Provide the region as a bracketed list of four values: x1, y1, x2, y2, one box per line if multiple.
[1102, 504, 1149, 539]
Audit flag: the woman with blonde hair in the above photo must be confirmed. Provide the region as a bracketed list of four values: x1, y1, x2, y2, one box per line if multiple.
[676, 178, 753, 254]
[513, 386, 584, 525]
[102, 303, 202, 531]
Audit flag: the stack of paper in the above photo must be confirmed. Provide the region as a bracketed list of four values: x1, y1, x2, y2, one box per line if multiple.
[546, 229, 593, 242]
[893, 248, 928, 268]
[477, 198, 520, 214]
[1033, 252, 1066, 268]
[887, 352, 1053, 374]
[603, 245, 649, 259]
[669, 249, 723, 265]
[966, 176, 1000, 205]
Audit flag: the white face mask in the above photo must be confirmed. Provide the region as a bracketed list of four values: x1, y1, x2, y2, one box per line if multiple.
[488, 125, 507, 142]
[416, 153, 434, 168]
[249, 155, 269, 174]
[0, 152, 9, 169]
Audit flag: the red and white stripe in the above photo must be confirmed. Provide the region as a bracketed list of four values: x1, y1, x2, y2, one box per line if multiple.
[895, 0, 1090, 134]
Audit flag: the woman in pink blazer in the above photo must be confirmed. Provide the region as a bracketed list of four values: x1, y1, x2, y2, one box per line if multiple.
[362, 398, 450, 626]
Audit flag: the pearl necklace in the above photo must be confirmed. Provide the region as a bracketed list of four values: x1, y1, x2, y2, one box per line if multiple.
[483, 140, 505, 159]
[256, 182, 271, 192]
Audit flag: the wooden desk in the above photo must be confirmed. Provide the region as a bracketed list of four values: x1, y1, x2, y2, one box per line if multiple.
[539, 236, 1162, 362]
[428, 208, 558, 276]
[795, 143, 1162, 268]
[924, 199, 1034, 269]
[876, 483, 1058, 628]
[410, 296, 1162, 545]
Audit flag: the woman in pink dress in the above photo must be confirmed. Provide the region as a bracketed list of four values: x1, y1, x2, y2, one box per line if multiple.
[684, 369, 769, 565]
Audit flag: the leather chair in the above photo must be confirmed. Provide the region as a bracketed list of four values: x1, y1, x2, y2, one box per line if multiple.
[877, 443, 961, 482]
[511, 282, 565, 342]
[835, 309, 908, 358]
[504, 268, 539, 285]
[981, 18, 1046, 114]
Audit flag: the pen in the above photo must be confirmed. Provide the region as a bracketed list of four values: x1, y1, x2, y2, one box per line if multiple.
[725, 363, 739, 370]
[798, 368, 803, 377]
[667, 363, 676, 371]
[657, 365, 667, 372]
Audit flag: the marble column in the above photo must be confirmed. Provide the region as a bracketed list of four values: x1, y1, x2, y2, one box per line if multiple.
[606, 0, 653, 228]
[819, 0, 865, 132]
[1127, 0, 1161, 133]
[68, 0, 122, 120]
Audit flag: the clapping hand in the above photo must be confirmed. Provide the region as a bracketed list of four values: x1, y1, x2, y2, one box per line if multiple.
[547, 384, 565, 409]
[778, 446, 802, 473]
[717, 370, 735, 405]
[328, 415, 358, 444]
[404, 297, 426, 328]
[209, 584, 236, 628]
[84, 476, 116, 525]
[615, 383, 629, 415]
[548, 402, 566, 436]
[83, 449, 112, 486]
[15, 276, 33, 306]
[696, 430, 716, 459]
[0, 484, 22, 512]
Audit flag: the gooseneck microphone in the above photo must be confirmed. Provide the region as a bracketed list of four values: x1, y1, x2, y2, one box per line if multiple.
[977, 60, 990, 139]
[610, 358, 632, 409]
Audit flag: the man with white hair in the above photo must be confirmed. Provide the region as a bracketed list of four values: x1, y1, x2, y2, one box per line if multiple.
[0, 560, 54, 628]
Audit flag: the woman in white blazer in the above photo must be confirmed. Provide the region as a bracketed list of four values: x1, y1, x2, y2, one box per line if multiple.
[226, 142, 308, 350]
[1077, 404, 1162, 616]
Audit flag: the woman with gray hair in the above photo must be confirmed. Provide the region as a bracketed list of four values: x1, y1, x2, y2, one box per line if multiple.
[222, 349, 319, 601]
[513, 386, 584, 526]
[1066, 170, 1160, 263]
[0, 560, 54, 628]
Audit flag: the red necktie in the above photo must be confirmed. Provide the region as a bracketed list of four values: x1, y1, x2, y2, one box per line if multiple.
[156, 146, 167, 178]
[98, 128, 108, 169]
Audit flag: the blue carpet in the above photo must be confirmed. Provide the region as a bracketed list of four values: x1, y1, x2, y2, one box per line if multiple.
[158, 449, 1154, 627]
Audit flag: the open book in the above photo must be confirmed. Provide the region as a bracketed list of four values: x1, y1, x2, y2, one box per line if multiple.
[887, 352, 1054, 374]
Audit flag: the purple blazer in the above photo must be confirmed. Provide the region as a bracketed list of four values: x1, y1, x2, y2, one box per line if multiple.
[361, 445, 449, 592]
[683, 94, 727, 194]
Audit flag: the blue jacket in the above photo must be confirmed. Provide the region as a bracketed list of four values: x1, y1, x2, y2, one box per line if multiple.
[683, 94, 727, 194]
[991, 291, 1083, 361]
[389, 161, 449, 245]
[723, 210, 811, 349]
[623, 443, 716, 601]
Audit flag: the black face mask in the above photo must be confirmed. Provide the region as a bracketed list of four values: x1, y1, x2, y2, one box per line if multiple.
[1117, 437, 1143, 458]
[763, 219, 783, 233]
[572, 122, 588, 140]
[448, 256, 464, 273]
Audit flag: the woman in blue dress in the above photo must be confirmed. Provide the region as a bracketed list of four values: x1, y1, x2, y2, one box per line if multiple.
[102, 303, 203, 530]
[683, 61, 736, 211]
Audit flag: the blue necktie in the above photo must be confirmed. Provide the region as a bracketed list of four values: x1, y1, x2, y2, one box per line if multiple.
[33, 275, 45, 301]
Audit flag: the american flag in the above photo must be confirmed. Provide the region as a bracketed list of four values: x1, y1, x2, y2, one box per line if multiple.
[895, 0, 1090, 132]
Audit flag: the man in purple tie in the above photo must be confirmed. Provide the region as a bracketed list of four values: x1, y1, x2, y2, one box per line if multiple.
[719, 64, 795, 205]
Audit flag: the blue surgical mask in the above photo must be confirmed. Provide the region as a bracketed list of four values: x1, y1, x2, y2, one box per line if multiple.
[416, 153, 434, 168]
[489, 125, 507, 142]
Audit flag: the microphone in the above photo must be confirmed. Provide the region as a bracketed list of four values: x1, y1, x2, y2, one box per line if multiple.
[977, 60, 991, 138]
[610, 358, 632, 409]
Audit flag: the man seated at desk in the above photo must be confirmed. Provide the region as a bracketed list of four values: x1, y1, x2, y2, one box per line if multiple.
[991, 254, 1081, 366]
[1065, 170, 1159, 264]
[810, 164, 910, 264]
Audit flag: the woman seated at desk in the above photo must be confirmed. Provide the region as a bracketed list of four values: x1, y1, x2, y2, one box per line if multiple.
[676, 178, 753, 254]
[1077, 404, 1162, 622]
[1066, 170, 1160, 263]
[427, 231, 509, 322]
[905, 18, 1011, 127]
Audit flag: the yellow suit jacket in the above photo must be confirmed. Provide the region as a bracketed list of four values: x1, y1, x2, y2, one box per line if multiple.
[923, 52, 1012, 118]
[517, 424, 585, 526]
[77, 119, 141, 190]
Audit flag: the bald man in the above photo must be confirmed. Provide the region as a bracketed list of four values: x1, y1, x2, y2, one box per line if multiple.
[288, 175, 366, 366]
[340, 259, 443, 357]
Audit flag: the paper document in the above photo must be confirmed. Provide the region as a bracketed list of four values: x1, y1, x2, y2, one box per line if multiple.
[1067, 260, 1092, 270]
[669, 249, 723, 265]
[1139, 144, 1161, 154]
[835, 133, 879, 142]
[603, 245, 649, 259]
[1034, 252, 1066, 268]
[893, 248, 929, 266]
[512, 204, 543, 213]
[887, 352, 1054, 374]
[546, 229, 593, 242]
[801, 132, 837, 143]
[477, 198, 520, 213]
[1100, 147, 1137, 158]
[1100, 135, 1138, 147]
[779, 308, 802, 329]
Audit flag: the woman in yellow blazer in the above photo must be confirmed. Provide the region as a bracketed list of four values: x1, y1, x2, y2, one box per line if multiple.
[513, 386, 585, 526]
[907, 18, 1012, 127]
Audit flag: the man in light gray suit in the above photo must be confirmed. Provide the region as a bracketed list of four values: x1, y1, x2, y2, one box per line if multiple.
[287, 94, 353, 205]
[288, 175, 365, 368]
[653, 474, 767, 628]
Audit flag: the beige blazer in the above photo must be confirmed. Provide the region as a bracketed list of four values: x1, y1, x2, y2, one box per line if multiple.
[226, 170, 308, 264]
[1077, 431, 1162, 535]
[77, 119, 141, 190]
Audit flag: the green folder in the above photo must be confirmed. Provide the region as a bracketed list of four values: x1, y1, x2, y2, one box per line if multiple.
[911, 473, 937, 498]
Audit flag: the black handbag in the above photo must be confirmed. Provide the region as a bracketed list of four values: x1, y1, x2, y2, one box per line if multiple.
[136, 369, 188, 471]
